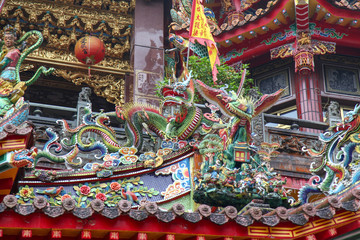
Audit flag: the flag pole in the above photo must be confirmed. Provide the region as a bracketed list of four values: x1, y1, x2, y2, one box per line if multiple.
[186, 41, 191, 69]
[188, 0, 220, 83]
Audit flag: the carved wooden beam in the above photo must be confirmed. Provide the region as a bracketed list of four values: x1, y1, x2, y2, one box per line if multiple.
[53, 69, 125, 105]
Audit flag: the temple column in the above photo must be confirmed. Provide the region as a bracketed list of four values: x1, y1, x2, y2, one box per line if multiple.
[295, 72, 323, 130]
[131, 0, 164, 106]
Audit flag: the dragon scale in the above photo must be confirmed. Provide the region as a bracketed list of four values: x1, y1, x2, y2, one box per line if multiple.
[74, 126, 121, 152]
[122, 103, 202, 148]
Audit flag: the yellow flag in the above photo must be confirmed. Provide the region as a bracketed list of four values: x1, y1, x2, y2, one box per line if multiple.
[189, 0, 220, 84]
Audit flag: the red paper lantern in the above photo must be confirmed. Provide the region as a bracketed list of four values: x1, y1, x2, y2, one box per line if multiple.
[75, 36, 105, 65]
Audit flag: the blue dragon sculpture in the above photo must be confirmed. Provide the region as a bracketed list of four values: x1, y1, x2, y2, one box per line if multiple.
[297, 104, 360, 205]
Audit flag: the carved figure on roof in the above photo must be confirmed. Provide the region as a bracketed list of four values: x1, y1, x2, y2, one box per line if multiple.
[34, 109, 121, 168]
[0, 26, 53, 177]
[0, 25, 54, 116]
[195, 79, 284, 144]
[193, 72, 288, 209]
[327, 101, 340, 118]
[78, 87, 92, 103]
[0, 25, 25, 114]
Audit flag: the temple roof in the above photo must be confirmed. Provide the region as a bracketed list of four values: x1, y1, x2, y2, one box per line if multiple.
[1, 183, 360, 239]
[170, 0, 360, 64]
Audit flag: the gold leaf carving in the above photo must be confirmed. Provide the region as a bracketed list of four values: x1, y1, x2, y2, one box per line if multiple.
[53, 69, 125, 105]
[8, 0, 133, 24]
[5, 0, 133, 104]
[29, 48, 132, 72]
[20, 64, 35, 72]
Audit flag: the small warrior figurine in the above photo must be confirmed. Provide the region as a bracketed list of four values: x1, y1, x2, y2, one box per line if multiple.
[0, 24, 53, 116]
[0, 25, 26, 114]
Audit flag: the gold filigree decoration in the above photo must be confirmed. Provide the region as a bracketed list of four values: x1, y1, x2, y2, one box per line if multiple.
[19, 64, 35, 72]
[105, 40, 130, 59]
[7, 0, 134, 23]
[46, 34, 71, 50]
[54, 0, 74, 4]
[4, 0, 133, 73]
[4, 4, 132, 34]
[82, 0, 102, 8]
[53, 69, 125, 105]
[29, 48, 132, 72]
[297, 32, 311, 46]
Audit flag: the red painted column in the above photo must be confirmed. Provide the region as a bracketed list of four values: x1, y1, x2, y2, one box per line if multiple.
[295, 72, 323, 131]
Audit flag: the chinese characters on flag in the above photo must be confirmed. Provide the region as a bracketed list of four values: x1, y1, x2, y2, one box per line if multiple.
[189, 0, 220, 84]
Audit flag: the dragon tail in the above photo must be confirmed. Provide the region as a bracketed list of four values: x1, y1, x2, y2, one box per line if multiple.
[14, 30, 55, 85]
[296, 185, 322, 206]
[34, 145, 81, 167]
[25, 66, 55, 86]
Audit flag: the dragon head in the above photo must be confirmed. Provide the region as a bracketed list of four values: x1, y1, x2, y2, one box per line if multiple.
[331, 104, 360, 133]
[9, 147, 38, 168]
[160, 70, 195, 110]
[332, 104, 360, 146]
[168, 33, 188, 52]
[344, 104, 360, 124]
[195, 80, 254, 120]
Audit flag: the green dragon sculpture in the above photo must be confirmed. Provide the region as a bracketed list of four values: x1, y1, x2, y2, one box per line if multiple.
[195, 79, 284, 145]
[33, 70, 222, 168]
[13, 30, 55, 86]
[34, 107, 120, 167]
[116, 70, 224, 149]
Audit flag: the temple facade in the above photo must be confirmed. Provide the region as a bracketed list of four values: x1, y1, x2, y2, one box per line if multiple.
[0, 0, 358, 240]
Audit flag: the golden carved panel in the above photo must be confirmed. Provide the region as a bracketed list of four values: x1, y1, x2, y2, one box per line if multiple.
[3, 0, 133, 64]
[3, 0, 133, 104]
[6, 0, 134, 22]
[29, 48, 131, 71]
[54, 69, 126, 105]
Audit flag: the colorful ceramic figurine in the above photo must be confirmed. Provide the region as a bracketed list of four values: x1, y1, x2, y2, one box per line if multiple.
[0, 25, 54, 116]
[0, 25, 24, 114]
[0, 26, 53, 175]
[193, 73, 289, 209]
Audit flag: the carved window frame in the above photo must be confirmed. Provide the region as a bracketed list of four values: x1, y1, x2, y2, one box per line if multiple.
[255, 68, 292, 99]
[322, 64, 360, 96]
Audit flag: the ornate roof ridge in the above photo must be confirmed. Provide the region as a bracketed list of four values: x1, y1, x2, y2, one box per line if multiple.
[2, 185, 360, 227]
